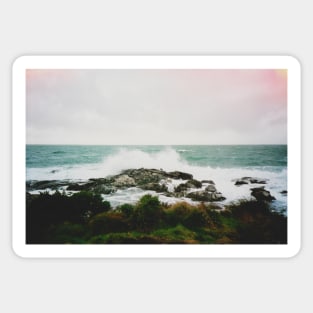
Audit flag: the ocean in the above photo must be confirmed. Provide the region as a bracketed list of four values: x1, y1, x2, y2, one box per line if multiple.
[26, 145, 287, 213]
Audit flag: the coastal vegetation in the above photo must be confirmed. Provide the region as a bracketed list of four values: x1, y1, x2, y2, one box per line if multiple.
[26, 191, 287, 244]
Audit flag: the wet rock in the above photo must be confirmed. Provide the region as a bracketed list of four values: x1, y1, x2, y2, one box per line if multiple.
[186, 190, 211, 201]
[122, 168, 166, 185]
[174, 179, 202, 192]
[280, 190, 288, 195]
[188, 179, 202, 188]
[211, 192, 226, 201]
[250, 178, 267, 184]
[26, 181, 33, 189]
[235, 177, 267, 186]
[140, 183, 168, 193]
[27, 180, 70, 191]
[205, 184, 217, 192]
[186, 190, 225, 202]
[174, 184, 189, 193]
[67, 183, 87, 191]
[27, 169, 206, 199]
[251, 187, 276, 202]
[166, 171, 193, 180]
[89, 178, 109, 183]
[235, 180, 249, 186]
[92, 184, 117, 194]
[67, 178, 113, 192]
[122, 169, 194, 184]
[201, 180, 215, 185]
[163, 191, 175, 198]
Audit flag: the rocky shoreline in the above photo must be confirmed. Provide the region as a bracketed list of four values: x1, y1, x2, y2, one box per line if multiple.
[26, 168, 284, 205]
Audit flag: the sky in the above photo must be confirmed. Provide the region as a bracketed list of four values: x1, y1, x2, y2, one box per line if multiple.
[26, 69, 287, 145]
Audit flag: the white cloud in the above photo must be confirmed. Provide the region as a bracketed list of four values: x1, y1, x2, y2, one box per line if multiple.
[26, 69, 287, 144]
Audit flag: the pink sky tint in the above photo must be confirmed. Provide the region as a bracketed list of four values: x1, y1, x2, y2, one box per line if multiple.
[171, 68, 287, 104]
[260, 69, 287, 104]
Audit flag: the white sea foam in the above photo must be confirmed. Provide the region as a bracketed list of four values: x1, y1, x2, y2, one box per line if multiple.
[27, 147, 287, 210]
[102, 187, 200, 208]
[27, 147, 186, 180]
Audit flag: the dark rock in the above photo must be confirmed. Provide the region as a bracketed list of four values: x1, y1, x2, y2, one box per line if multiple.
[163, 192, 176, 198]
[250, 178, 267, 184]
[235, 177, 267, 186]
[26, 181, 33, 189]
[27, 168, 197, 198]
[122, 168, 166, 185]
[280, 190, 288, 195]
[67, 183, 86, 191]
[166, 171, 193, 180]
[187, 179, 202, 188]
[174, 183, 188, 193]
[92, 184, 117, 194]
[251, 187, 276, 202]
[140, 183, 168, 193]
[89, 178, 109, 183]
[174, 192, 186, 198]
[174, 179, 202, 192]
[211, 192, 226, 201]
[66, 180, 96, 191]
[28, 180, 57, 189]
[186, 190, 212, 201]
[27, 180, 70, 191]
[235, 180, 249, 186]
[205, 184, 217, 192]
[201, 180, 215, 185]
[67, 178, 116, 193]
[186, 190, 225, 202]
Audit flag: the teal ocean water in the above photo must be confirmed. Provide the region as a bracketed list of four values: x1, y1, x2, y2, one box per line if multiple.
[26, 145, 287, 211]
[27, 145, 287, 169]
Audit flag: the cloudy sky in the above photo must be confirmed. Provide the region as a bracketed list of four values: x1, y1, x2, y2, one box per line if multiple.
[26, 69, 287, 145]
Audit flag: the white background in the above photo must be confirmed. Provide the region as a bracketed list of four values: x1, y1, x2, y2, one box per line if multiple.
[1, 1, 311, 312]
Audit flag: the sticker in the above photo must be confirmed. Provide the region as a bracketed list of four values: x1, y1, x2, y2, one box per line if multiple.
[12, 56, 301, 258]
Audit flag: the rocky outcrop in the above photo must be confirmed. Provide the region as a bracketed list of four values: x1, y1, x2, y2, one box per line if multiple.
[27, 168, 279, 206]
[170, 178, 225, 202]
[26, 168, 227, 203]
[26, 168, 283, 209]
[251, 187, 275, 202]
[235, 177, 267, 186]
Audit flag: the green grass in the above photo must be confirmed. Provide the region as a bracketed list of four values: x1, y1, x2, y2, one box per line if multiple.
[26, 192, 287, 244]
[151, 225, 197, 243]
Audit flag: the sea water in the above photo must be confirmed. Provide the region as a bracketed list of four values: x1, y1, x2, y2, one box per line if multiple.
[26, 145, 287, 212]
